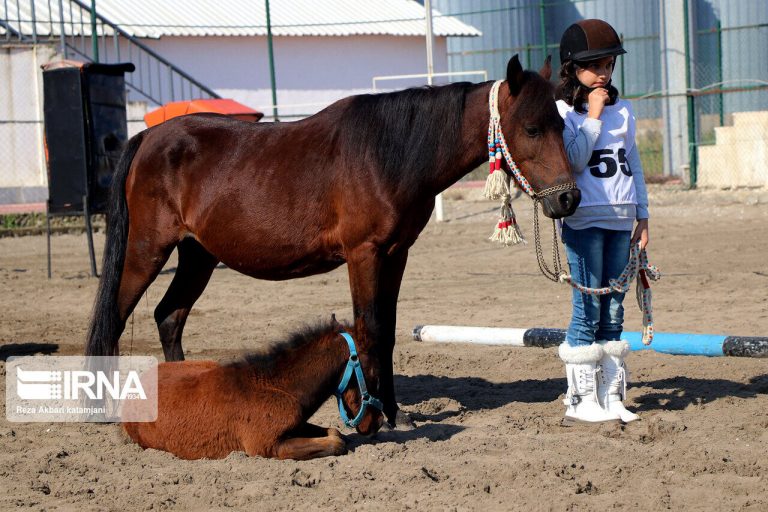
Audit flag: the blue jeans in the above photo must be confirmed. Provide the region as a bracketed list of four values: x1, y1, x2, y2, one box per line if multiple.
[562, 224, 632, 347]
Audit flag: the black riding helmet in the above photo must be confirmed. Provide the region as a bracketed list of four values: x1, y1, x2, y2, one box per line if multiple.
[559, 19, 626, 63]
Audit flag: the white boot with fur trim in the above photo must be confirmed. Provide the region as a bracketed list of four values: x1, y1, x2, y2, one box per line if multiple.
[559, 343, 621, 424]
[598, 340, 640, 423]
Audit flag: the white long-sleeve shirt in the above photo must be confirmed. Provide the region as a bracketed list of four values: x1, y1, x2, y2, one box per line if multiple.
[557, 98, 649, 231]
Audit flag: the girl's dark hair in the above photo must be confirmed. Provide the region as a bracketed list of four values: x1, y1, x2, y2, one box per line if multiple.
[555, 60, 619, 114]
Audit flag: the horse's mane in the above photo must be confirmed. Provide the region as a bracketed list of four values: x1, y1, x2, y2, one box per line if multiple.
[336, 81, 485, 190]
[230, 319, 348, 376]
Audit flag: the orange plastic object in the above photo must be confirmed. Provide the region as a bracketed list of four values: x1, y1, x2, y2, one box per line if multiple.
[144, 98, 264, 127]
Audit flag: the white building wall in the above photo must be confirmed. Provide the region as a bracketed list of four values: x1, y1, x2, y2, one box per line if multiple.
[139, 35, 449, 118]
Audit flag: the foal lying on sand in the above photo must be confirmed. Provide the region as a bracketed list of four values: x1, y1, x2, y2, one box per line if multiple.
[123, 319, 384, 460]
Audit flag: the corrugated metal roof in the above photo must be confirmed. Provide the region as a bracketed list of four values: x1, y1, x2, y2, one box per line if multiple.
[3, 0, 480, 39]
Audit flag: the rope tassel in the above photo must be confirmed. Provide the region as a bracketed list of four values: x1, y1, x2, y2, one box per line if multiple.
[483, 161, 510, 200]
[489, 196, 526, 246]
[483, 139, 510, 201]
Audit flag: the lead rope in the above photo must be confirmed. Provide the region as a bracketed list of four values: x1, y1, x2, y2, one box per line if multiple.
[482, 80, 660, 345]
[559, 244, 661, 345]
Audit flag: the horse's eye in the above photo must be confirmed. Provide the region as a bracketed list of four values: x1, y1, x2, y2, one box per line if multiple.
[525, 126, 540, 137]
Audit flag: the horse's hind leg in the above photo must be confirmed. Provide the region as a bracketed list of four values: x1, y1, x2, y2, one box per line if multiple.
[154, 238, 219, 361]
[117, 227, 178, 343]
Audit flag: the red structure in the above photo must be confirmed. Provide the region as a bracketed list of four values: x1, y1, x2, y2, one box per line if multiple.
[144, 99, 264, 127]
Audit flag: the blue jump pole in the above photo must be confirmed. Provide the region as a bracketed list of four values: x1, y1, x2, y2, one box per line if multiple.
[412, 325, 768, 358]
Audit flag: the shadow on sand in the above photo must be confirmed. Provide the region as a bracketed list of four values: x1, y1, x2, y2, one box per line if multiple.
[633, 375, 768, 412]
[391, 373, 768, 417]
[0, 342, 59, 361]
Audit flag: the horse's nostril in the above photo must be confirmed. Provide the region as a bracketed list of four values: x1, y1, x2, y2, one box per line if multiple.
[558, 190, 581, 212]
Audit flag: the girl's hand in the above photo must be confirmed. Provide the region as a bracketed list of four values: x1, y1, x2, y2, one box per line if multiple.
[632, 219, 649, 250]
[587, 87, 609, 119]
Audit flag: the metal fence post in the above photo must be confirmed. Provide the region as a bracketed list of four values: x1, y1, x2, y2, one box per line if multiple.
[265, 0, 279, 122]
[29, 0, 37, 43]
[58, 0, 68, 58]
[683, 0, 697, 187]
[716, 19, 724, 126]
[89, 0, 98, 62]
[538, 0, 547, 61]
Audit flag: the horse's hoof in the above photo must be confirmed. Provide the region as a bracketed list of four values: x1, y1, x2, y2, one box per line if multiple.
[333, 438, 348, 456]
[388, 410, 416, 431]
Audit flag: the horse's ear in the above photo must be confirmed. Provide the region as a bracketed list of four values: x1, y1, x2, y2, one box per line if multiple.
[330, 313, 340, 329]
[506, 54, 525, 96]
[539, 55, 553, 81]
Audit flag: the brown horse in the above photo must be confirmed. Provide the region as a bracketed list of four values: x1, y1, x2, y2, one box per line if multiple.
[86, 55, 580, 426]
[123, 317, 383, 460]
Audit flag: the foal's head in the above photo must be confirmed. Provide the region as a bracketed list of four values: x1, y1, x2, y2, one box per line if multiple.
[338, 362, 384, 436]
[332, 318, 385, 436]
[499, 55, 581, 218]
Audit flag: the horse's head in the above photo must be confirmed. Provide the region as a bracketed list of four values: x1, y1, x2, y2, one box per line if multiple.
[498, 55, 581, 218]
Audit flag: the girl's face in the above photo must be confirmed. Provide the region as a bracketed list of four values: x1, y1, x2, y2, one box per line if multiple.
[575, 56, 615, 89]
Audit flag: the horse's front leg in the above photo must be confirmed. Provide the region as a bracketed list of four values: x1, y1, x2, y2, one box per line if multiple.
[376, 249, 410, 428]
[346, 244, 394, 421]
[347, 245, 409, 427]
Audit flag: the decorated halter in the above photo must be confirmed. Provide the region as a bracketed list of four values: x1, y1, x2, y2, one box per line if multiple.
[482, 80, 660, 346]
[334, 331, 383, 428]
[483, 79, 576, 246]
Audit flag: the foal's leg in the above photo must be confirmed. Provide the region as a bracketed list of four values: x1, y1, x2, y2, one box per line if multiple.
[153, 238, 219, 361]
[274, 436, 347, 460]
[276, 423, 347, 459]
[291, 422, 344, 439]
[240, 402, 346, 460]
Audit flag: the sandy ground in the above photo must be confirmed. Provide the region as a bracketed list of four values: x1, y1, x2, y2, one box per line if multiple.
[1, 185, 767, 511]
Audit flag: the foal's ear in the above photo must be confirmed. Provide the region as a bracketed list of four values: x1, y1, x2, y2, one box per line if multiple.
[506, 54, 525, 96]
[539, 55, 553, 81]
[330, 313, 340, 329]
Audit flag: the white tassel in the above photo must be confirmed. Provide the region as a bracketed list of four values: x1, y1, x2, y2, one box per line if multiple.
[488, 196, 526, 246]
[483, 169, 510, 201]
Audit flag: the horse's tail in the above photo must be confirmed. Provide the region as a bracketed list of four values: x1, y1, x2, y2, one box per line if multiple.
[85, 132, 144, 356]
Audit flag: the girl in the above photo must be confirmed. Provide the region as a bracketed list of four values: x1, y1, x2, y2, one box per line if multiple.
[555, 19, 649, 424]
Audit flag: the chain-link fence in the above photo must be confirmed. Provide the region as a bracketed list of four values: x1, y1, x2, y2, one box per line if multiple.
[690, 17, 768, 188]
[0, 45, 54, 205]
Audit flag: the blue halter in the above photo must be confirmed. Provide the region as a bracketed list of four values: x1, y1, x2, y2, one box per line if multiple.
[334, 331, 384, 428]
